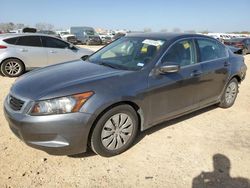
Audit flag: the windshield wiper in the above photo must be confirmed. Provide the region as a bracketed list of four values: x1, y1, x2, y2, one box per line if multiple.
[98, 62, 120, 69]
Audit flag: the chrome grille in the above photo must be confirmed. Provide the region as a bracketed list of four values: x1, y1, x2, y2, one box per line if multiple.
[9, 95, 25, 111]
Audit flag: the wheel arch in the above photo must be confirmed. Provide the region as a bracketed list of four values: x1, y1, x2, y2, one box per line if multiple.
[230, 74, 242, 83]
[87, 101, 144, 144]
[0, 57, 26, 73]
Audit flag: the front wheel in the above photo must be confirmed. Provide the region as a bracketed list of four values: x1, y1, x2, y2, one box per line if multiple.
[242, 48, 248, 55]
[219, 78, 239, 108]
[90, 105, 139, 157]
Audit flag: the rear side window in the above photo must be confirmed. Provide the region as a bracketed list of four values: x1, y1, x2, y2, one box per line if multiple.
[197, 39, 227, 62]
[42, 36, 69, 49]
[3, 37, 18, 45]
[16, 36, 42, 47]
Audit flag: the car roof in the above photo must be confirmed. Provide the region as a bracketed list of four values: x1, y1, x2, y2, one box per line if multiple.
[0, 33, 58, 40]
[126, 32, 212, 41]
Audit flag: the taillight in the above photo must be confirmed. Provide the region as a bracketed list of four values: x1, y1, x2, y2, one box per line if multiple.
[0, 45, 7, 49]
[235, 42, 243, 47]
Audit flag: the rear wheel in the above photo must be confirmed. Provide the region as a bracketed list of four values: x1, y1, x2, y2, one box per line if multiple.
[1, 59, 24, 77]
[219, 78, 238, 108]
[90, 105, 138, 157]
[0, 67, 4, 76]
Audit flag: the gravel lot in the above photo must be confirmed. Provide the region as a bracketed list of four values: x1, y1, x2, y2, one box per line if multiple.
[0, 50, 249, 188]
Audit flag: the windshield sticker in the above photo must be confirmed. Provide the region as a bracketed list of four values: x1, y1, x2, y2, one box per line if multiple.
[137, 62, 144, 67]
[142, 39, 164, 46]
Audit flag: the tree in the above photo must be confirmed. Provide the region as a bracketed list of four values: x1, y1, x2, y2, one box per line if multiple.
[35, 22, 54, 31]
[0, 22, 15, 32]
[160, 28, 168, 33]
[143, 28, 152, 33]
[173, 28, 181, 33]
[184, 30, 196, 34]
[15, 23, 26, 30]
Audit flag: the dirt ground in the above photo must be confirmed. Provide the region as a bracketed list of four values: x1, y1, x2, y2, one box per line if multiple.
[0, 51, 249, 188]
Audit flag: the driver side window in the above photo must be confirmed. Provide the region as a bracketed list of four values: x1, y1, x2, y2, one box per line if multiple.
[161, 39, 196, 67]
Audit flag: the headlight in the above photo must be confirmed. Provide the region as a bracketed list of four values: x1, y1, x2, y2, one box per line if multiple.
[30, 91, 94, 115]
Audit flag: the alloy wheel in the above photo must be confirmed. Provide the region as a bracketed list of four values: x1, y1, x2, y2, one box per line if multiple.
[4, 61, 21, 76]
[225, 81, 237, 105]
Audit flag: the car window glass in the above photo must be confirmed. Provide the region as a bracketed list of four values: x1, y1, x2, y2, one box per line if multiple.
[197, 39, 227, 62]
[88, 37, 165, 71]
[101, 40, 135, 59]
[16, 36, 42, 47]
[3, 37, 18, 45]
[42, 37, 69, 49]
[161, 39, 196, 67]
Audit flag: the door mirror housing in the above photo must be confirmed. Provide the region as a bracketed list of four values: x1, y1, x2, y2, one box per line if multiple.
[81, 55, 89, 61]
[157, 64, 180, 74]
[69, 44, 77, 50]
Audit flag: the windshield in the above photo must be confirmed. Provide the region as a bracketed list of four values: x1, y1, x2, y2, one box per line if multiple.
[88, 37, 166, 71]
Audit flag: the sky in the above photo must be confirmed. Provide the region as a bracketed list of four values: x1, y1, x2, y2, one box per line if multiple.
[1, 0, 250, 32]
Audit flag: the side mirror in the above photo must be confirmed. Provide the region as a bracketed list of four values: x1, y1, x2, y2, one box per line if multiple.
[157, 64, 180, 74]
[69, 44, 77, 50]
[81, 55, 89, 61]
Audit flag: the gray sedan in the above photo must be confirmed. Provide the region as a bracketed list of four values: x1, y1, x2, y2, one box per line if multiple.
[0, 33, 93, 77]
[4, 33, 247, 157]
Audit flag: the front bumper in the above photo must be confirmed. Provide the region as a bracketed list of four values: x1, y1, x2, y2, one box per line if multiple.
[4, 97, 94, 155]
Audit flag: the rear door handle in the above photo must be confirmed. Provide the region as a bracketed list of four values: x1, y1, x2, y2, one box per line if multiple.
[50, 50, 57, 53]
[191, 70, 202, 77]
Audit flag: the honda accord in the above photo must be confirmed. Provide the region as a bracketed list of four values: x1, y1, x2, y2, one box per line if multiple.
[4, 33, 247, 157]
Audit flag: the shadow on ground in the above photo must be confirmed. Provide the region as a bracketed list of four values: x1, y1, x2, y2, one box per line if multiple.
[192, 153, 250, 188]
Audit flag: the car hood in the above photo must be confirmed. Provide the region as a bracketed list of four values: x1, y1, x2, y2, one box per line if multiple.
[11, 60, 125, 100]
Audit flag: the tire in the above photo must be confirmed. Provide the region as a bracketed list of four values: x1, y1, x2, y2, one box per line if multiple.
[0, 66, 5, 76]
[1, 58, 24, 77]
[242, 48, 248, 55]
[90, 105, 139, 157]
[219, 78, 239, 108]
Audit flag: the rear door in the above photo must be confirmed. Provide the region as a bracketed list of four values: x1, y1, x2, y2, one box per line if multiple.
[15, 36, 47, 68]
[41, 36, 80, 65]
[195, 38, 230, 105]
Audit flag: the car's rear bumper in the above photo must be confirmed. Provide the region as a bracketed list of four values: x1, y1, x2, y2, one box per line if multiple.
[4, 98, 94, 155]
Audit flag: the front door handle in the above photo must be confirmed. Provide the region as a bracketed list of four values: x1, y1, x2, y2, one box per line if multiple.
[191, 70, 202, 77]
[224, 62, 230, 67]
[50, 50, 57, 53]
[20, 48, 28, 52]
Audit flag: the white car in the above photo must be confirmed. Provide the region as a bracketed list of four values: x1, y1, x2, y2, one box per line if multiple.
[0, 33, 94, 77]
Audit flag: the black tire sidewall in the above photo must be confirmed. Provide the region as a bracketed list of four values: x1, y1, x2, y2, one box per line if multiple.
[220, 78, 238, 108]
[243, 48, 247, 55]
[90, 105, 139, 157]
[1, 59, 24, 77]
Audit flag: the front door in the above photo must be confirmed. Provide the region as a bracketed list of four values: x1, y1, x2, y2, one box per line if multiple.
[15, 36, 47, 68]
[148, 39, 203, 126]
